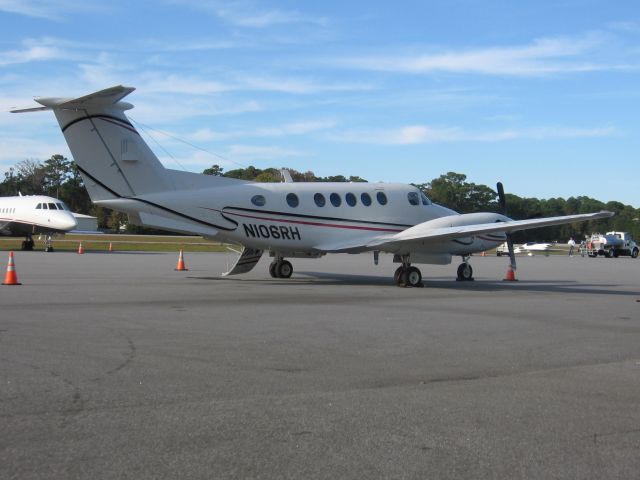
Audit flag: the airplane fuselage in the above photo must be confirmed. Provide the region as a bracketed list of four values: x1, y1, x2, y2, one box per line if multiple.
[100, 180, 508, 261]
[0, 195, 77, 237]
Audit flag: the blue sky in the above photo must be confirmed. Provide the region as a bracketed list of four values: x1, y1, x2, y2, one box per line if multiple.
[1, 0, 639, 207]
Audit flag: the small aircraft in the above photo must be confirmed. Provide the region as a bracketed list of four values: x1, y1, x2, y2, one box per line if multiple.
[0, 194, 78, 251]
[496, 241, 556, 256]
[12, 86, 613, 285]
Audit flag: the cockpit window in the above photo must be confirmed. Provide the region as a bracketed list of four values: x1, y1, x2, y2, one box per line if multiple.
[407, 191, 420, 206]
[420, 191, 431, 205]
[42, 203, 48, 210]
[48, 203, 57, 210]
[36, 203, 42, 209]
[56, 203, 65, 210]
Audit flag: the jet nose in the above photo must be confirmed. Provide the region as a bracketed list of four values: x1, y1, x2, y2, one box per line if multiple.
[64, 214, 78, 231]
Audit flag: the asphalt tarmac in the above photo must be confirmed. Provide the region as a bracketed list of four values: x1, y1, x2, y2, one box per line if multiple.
[1, 250, 639, 479]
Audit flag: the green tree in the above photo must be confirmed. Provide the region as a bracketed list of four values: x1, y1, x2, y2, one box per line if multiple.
[43, 154, 73, 198]
[424, 172, 497, 213]
[14, 159, 46, 195]
[0, 167, 17, 196]
[203, 164, 224, 176]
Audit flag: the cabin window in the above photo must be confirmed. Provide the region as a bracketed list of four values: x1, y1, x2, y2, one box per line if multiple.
[286, 193, 299, 208]
[407, 192, 419, 206]
[48, 203, 57, 210]
[330, 193, 341, 207]
[251, 195, 266, 207]
[314, 193, 326, 207]
[361, 193, 372, 206]
[376, 192, 388, 205]
[345, 193, 357, 207]
[36, 203, 42, 209]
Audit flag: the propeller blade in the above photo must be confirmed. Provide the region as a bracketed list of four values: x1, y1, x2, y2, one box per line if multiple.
[496, 182, 506, 215]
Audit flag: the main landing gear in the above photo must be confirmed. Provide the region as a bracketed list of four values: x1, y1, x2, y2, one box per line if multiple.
[21, 234, 35, 251]
[269, 257, 293, 278]
[393, 256, 423, 287]
[393, 255, 475, 287]
[456, 256, 474, 282]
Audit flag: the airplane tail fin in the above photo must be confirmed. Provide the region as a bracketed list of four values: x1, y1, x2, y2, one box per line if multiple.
[12, 85, 173, 201]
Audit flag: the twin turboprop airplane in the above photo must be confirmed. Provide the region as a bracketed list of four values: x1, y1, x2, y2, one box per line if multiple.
[12, 86, 613, 285]
[0, 194, 78, 251]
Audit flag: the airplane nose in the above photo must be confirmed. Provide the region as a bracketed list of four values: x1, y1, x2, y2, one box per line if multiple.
[65, 215, 78, 230]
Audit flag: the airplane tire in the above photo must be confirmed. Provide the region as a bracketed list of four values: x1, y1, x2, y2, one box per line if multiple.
[393, 266, 404, 285]
[403, 266, 422, 287]
[456, 263, 473, 281]
[277, 260, 293, 278]
[269, 262, 278, 278]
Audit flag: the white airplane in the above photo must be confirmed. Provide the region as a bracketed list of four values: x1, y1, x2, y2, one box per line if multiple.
[0, 194, 78, 251]
[496, 241, 556, 256]
[12, 86, 613, 285]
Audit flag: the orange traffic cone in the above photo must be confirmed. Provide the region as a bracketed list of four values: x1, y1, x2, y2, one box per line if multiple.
[108, 242, 113, 252]
[175, 249, 188, 271]
[77, 242, 85, 254]
[2, 251, 21, 285]
[503, 264, 518, 281]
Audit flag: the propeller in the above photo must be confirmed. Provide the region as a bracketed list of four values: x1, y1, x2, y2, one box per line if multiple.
[496, 182, 516, 272]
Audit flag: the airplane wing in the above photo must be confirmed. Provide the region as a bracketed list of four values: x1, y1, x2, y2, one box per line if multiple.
[315, 211, 613, 253]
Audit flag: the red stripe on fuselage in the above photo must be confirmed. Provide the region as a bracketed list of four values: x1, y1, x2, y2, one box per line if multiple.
[226, 210, 404, 233]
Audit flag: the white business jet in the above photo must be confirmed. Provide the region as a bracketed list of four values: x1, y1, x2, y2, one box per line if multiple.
[0, 194, 78, 251]
[12, 86, 612, 285]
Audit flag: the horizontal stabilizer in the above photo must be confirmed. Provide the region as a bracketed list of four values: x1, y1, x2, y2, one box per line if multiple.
[10, 105, 51, 113]
[11, 85, 135, 113]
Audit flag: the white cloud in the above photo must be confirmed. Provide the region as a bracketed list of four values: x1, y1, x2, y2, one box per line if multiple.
[0, 0, 107, 21]
[225, 144, 304, 162]
[169, 0, 327, 29]
[239, 75, 373, 95]
[0, 136, 69, 166]
[330, 124, 616, 145]
[340, 33, 630, 77]
[0, 42, 66, 66]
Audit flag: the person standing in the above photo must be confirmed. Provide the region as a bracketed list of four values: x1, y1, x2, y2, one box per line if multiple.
[568, 237, 576, 257]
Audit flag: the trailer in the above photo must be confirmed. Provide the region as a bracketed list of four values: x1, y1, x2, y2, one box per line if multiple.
[587, 232, 639, 258]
